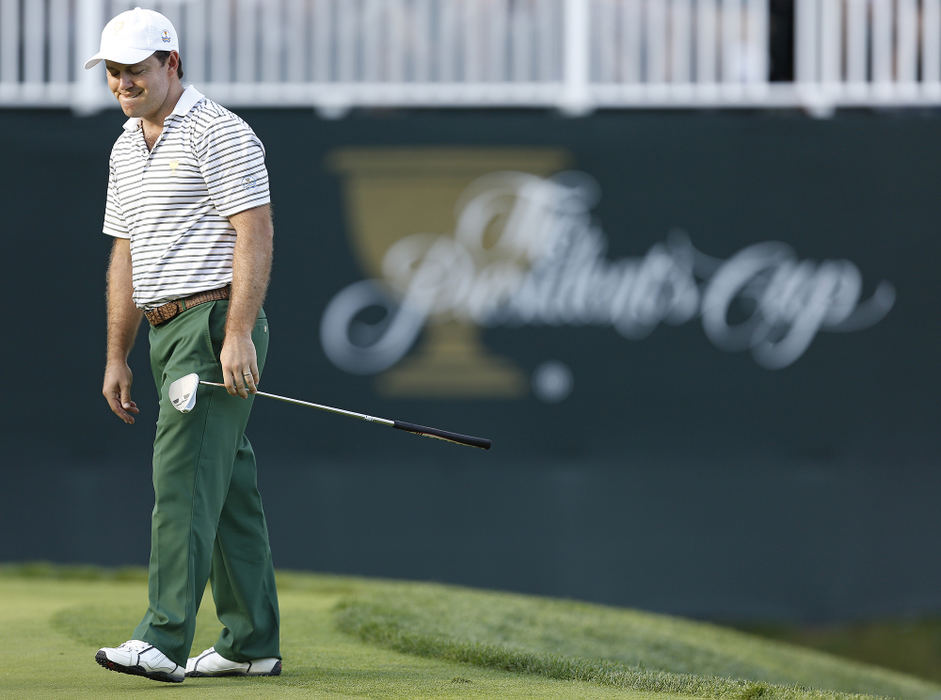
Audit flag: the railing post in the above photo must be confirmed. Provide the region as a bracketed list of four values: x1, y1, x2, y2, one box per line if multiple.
[73, 0, 104, 115]
[561, 0, 590, 115]
[795, 0, 834, 116]
[1, 0, 21, 101]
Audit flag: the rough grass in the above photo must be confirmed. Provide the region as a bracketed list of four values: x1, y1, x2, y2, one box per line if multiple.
[332, 581, 941, 700]
[739, 619, 941, 685]
[2, 563, 939, 700]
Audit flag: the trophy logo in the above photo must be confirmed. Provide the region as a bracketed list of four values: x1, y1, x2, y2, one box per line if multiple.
[325, 148, 570, 397]
[323, 148, 896, 398]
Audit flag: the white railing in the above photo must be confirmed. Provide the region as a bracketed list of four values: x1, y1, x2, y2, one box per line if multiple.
[1, 0, 940, 115]
[795, 0, 941, 112]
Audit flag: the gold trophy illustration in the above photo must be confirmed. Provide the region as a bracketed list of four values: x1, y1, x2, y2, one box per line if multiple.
[328, 148, 569, 397]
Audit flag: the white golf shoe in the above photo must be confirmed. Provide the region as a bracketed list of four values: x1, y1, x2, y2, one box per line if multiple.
[186, 646, 282, 677]
[95, 639, 184, 683]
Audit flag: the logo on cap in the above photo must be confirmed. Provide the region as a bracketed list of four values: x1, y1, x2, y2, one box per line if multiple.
[161, 30, 171, 43]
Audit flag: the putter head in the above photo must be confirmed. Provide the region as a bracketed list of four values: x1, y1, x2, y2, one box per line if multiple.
[168, 373, 200, 413]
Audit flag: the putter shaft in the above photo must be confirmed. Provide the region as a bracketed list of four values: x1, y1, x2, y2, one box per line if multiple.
[200, 381, 393, 426]
[199, 380, 491, 450]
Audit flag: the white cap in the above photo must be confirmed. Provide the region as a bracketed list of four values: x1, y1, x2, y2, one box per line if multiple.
[84, 7, 179, 70]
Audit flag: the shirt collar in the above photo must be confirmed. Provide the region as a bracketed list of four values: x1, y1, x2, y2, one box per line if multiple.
[122, 85, 206, 132]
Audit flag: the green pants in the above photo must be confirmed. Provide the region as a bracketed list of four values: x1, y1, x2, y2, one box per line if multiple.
[133, 300, 280, 667]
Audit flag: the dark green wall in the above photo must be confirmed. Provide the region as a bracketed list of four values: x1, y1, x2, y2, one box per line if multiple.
[1, 108, 937, 622]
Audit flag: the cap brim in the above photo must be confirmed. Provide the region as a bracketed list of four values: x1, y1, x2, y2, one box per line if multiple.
[84, 47, 157, 70]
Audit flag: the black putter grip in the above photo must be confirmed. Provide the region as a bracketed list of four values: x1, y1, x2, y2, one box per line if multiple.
[393, 420, 492, 450]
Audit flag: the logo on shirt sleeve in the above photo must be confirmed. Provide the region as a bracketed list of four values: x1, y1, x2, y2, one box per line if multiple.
[242, 175, 258, 191]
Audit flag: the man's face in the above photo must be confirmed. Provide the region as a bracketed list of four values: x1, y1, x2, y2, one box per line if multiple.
[105, 54, 175, 120]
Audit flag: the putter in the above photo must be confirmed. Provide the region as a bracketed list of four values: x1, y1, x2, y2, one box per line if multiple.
[168, 373, 491, 450]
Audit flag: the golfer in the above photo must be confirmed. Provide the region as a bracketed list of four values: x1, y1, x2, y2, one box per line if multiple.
[89, 7, 281, 682]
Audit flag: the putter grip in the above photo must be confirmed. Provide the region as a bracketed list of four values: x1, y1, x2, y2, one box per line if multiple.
[393, 421, 492, 450]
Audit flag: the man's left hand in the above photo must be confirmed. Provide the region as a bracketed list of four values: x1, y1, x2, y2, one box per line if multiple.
[220, 333, 258, 398]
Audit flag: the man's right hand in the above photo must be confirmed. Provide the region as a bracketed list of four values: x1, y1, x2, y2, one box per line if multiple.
[103, 361, 140, 425]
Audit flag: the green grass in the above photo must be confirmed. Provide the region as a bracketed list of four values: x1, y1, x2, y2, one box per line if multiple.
[1, 564, 939, 699]
[334, 581, 940, 699]
[738, 619, 941, 685]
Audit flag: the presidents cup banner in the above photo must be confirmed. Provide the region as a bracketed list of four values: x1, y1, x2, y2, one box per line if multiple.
[319, 148, 895, 400]
[5, 110, 940, 620]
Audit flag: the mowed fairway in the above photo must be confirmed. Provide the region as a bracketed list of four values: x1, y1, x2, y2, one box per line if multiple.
[1, 565, 938, 699]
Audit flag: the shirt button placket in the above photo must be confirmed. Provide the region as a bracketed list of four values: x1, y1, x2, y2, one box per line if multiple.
[140, 135, 150, 184]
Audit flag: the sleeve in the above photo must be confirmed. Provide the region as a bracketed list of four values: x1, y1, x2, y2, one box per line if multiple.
[102, 154, 130, 239]
[194, 115, 271, 217]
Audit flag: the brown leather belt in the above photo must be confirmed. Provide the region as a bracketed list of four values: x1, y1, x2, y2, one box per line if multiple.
[144, 285, 231, 327]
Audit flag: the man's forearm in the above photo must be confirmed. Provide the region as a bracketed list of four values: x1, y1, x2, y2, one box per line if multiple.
[226, 204, 274, 335]
[106, 238, 142, 363]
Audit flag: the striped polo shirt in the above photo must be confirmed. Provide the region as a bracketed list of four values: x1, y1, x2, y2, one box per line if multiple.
[103, 85, 270, 310]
